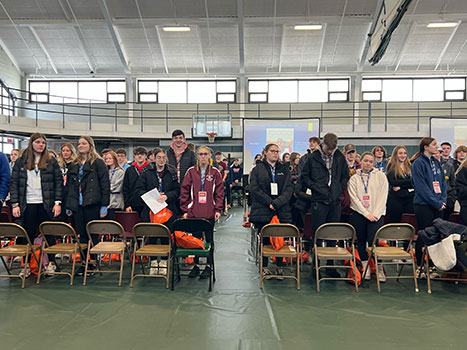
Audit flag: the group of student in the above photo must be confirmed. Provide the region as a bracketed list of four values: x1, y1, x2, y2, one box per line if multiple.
[0, 130, 231, 279]
[248, 133, 467, 281]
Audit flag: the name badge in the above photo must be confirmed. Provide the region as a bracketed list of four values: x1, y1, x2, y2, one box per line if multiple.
[271, 183, 278, 196]
[362, 195, 370, 208]
[31, 175, 41, 189]
[198, 191, 207, 204]
[433, 181, 441, 194]
[306, 188, 312, 196]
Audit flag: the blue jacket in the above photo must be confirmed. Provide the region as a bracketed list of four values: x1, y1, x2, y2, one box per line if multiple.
[0, 152, 10, 200]
[411, 153, 447, 209]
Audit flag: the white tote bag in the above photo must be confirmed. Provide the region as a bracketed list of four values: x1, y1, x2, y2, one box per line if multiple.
[427, 235, 457, 272]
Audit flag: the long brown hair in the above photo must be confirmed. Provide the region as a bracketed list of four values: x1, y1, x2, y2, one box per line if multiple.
[104, 151, 123, 170]
[74, 136, 101, 165]
[387, 146, 411, 178]
[58, 143, 77, 168]
[24, 133, 50, 170]
[289, 152, 300, 175]
[410, 137, 435, 162]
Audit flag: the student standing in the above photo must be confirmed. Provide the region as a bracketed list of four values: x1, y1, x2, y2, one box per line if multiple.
[65, 136, 110, 274]
[372, 145, 388, 173]
[349, 152, 389, 281]
[103, 151, 125, 220]
[411, 137, 447, 268]
[123, 146, 150, 216]
[167, 129, 196, 184]
[180, 146, 224, 279]
[116, 148, 130, 171]
[455, 158, 467, 225]
[10, 133, 63, 275]
[0, 152, 10, 211]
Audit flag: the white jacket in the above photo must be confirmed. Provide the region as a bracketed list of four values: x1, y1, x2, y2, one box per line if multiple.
[348, 168, 388, 220]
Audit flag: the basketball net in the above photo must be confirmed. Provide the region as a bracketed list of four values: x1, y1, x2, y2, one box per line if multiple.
[207, 132, 217, 144]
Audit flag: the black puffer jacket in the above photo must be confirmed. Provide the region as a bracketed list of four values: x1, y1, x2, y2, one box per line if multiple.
[65, 158, 110, 212]
[249, 159, 292, 224]
[136, 164, 181, 222]
[386, 168, 414, 199]
[10, 155, 63, 223]
[122, 162, 151, 210]
[301, 147, 349, 204]
[293, 176, 312, 214]
[456, 167, 467, 207]
[167, 147, 196, 184]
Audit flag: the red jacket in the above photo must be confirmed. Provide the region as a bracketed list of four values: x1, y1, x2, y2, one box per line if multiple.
[180, 165, 224, 219]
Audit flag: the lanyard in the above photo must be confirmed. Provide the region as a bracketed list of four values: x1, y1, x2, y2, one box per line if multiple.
[156, 171, 163, 192]
[430, 159, 439, 178]
[360, 170, 372, 194]
[270, 165, 276, 182]
[34, 167, 39, 176]
[109, 168, 117, 182]
[402, 170, 410, 179]
[78, 164, 84, 183]
[201, 168, 206, 191]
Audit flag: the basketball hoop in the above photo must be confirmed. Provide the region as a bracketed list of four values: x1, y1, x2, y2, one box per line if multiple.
[206, 132, 217, 144]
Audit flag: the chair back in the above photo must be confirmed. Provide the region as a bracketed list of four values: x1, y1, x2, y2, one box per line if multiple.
[1, 206, 12, 223]
[313, 223, 355, 244]
[86, 220, 125, 241]
[39, 221, 79, 246]
[449, 212, 460, 224]
[260, 223, 299, 239]
[172, 218, 212, 236]
[133, 223, 171, 239]
[373, 223, 415, 244]
[115, 211, 140, 238]
[0, 222, 32, 244]
[401, 213, 418, 232]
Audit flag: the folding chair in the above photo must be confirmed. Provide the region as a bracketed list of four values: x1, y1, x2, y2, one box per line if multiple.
[37, 221, 87, 286]
[171, 218, 215, 291]
[83, 220, 126, 286]
[0, 223, 40, 288]
[115, 210, 140, 240]
[449, 212, 460, 224]
[260, 223, 301, 290]
[312, 223, 358, 292]
[130, 223, 171, 288]
[1, 206, 12, 223]
[363, 223, 418, 293]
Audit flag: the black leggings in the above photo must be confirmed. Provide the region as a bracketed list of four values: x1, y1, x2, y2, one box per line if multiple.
[193, 218, 214, 266]
[18, 203, 57, 262]
[351, 211, 384, 261]
[74, 204, 101, 260]
[414, 204, 442, 266]
[386, 193, 414, 223]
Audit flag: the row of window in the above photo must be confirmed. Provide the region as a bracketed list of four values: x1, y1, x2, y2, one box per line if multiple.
[25, 77, 467, 104]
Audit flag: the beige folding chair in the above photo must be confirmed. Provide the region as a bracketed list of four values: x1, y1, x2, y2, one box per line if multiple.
[130, 223, 172, 288]
[37, 221, 87, 286]
[84, 220, 126, 286]
[259, 223, 301, 290]
[313, 223, 358, 292]
[0, 223, 41, 288]
[363, 223, 418, 293]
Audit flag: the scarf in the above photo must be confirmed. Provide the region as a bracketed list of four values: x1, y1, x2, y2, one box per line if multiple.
[132, 161, 148, 175]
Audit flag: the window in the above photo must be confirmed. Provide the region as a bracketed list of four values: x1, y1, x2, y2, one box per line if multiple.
[248, 78, 350, 103]
[137, 80, 236, 103]
[363, 77, 467, 102]
[29, 80, 126, 103]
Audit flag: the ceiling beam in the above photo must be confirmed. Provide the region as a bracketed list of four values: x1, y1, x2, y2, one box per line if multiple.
[0, 37, 22, 75]
[195, 26, 206, 74]
[316, 23, 327, 72]
[97, 0, 130, 73]
[434, 20, 462, 71]
[155, 26, 169, 74]
[29, 27, 58, 74]
[72, 27, 97, 72]
[358, 0, 384, 71]
[278, 24, 286, 73]
[394, 22, 416, 71]
[237, 0, 245, 74]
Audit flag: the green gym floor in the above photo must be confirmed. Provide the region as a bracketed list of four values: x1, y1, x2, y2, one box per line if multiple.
[1, 208, 466, 350]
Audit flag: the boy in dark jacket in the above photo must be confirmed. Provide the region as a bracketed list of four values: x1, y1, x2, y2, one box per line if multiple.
[123, 146, 150, 215]
[167, 129, 196, 184]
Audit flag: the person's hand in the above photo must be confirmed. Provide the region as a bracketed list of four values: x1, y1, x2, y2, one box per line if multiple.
[214, 212, 221, 221]
[393, 186, 400, 192]
[269, 204, 275, 211]
[234, 180, 239, 184]
[182, 213, 188, 218]
[230, 184, 233, 188]
[125, 206, 132, 213]
[366, 213, 378, 222]
[52, 204, 61, 217]
[12, 206, 20, 218]
[157, 194, 168, 203]
[440, 203, 446, 211]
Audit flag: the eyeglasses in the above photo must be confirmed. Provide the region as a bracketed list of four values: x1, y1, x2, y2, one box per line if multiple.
[269, 150, 280, 153]
[198, 152, 209, 156]
[347, 150, 355, 154]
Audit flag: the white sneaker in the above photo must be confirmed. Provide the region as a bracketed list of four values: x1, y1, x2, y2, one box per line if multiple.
[19, 267, 31, 278]
[149, 260, 159, 275]
[377, 265, 386, 282]
[361, 260, 371, 280]
[263, 267, 274, 279]
[45, 262, 57, 276]
[158, 260, 167, 276]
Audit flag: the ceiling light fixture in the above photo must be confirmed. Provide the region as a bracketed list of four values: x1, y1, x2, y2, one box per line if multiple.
[163, 26, 191, 32]
[294, 24, 323, 31]
[427, 22, 458, 28]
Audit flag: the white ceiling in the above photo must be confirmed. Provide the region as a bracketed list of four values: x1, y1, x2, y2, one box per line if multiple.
[0, 0, 466, 76]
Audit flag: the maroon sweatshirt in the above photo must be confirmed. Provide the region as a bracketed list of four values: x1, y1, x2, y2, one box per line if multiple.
[180, 165, 224, 219]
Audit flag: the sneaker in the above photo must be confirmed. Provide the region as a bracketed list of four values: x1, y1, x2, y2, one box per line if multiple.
[199, 266, 211, 279]
[305, 253, 313, 265]
[45, 262, 57, 276]
[416, 266, 426, 279]
[263, 267, 274, 279]
[149, 260, 159, 275]
[188, 265, 200, 278]
[275, 268, 284, 281]
[159, 260, 167, 276]
[377, 265, 386, 282]
[76, 265, 86, 276]
[19, 267, 31, 278]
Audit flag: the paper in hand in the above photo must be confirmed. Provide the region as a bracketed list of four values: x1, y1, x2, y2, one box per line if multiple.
[141, 188, 167, 214]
